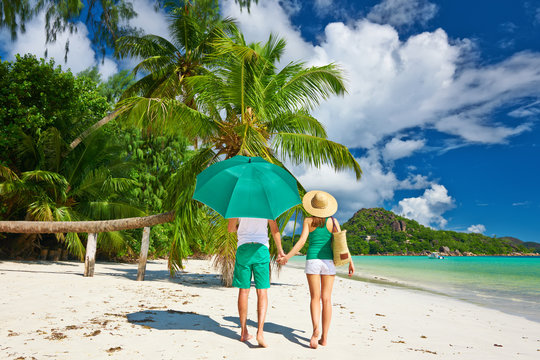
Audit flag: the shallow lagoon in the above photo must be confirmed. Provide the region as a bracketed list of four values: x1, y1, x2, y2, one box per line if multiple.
[289, 255, 540, 322]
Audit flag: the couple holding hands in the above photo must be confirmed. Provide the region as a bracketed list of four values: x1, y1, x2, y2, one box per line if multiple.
[228, 190, 355, 349]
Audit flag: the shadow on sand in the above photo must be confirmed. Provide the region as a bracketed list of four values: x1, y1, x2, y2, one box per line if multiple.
[223, 316, 310, 348]
[127, 309, 257, 347]
[127, 310, 310, 348]
[96, 262, 223, 287]
[0, 260, 83, 276]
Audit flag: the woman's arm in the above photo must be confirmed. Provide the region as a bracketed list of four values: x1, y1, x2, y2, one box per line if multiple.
[279, 218, 311, 264]
[228, 218, 238, 233]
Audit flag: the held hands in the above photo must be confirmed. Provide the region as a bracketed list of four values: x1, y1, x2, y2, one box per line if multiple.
[277, 251, 289, 265]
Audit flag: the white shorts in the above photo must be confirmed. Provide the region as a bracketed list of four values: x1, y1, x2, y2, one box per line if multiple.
[305, 259, 336, 275]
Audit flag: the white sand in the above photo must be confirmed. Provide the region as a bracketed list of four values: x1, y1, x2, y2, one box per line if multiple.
[1, 259, 539, 360]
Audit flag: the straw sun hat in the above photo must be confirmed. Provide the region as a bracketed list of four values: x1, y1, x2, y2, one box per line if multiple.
[302, 190, 338, 218]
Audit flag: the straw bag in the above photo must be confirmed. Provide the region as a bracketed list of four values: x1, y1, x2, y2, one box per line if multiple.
[331, 217, 351, 266]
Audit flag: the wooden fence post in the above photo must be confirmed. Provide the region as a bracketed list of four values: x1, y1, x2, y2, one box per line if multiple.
[137, 227, 151, 281]
[84, 233, 98, 277]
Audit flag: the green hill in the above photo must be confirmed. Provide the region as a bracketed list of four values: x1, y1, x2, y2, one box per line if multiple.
[342, 208, 536, 255]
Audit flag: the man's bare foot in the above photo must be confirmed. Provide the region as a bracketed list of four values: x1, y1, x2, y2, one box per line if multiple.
[256, 332, 268, 348]
[240, 332, 253, 342]
[318, 337, 327, 346]
[310, 331, 319, 349]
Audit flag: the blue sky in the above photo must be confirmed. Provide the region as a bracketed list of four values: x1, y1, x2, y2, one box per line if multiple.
[1, 0, 539, 242]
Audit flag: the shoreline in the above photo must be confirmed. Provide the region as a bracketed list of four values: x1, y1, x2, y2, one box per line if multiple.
[1, 259, 540, 359]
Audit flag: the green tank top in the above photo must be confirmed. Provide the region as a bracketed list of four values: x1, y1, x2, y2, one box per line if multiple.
[306, 218, 333, 260]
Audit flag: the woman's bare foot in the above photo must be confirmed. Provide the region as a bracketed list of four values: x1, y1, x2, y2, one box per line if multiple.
[240, 332, 253, 342]
[310, 331, 320, 349]
[256, 331, 268, 347]
[318, 337, 327, 346]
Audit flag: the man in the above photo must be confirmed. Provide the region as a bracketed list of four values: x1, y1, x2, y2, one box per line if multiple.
[228, 217, 285, 347]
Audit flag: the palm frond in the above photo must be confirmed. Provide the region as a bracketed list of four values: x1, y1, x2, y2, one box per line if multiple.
[65, 232, 85, 260]
[166, 146, 217, 275]
[27, 197, 54, 221]
[21, 170, 69, 202]
[115, 96, 217, 140]
[115, 34, 177, 62]
[98, 231, 130, 254]
[275, 63, 347, 111]
[273, 133, 362, 179]
[39, 127, 67, 173]
[77, 201, 146, 221]
[267, 110, 327, 137]
[0, 165, 19, 181]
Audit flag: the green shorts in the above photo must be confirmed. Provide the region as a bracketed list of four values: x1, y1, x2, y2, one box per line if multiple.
[232, 243, 270, 289]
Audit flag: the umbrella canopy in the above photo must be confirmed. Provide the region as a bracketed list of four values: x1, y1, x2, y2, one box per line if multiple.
[193, 155, 301, 219]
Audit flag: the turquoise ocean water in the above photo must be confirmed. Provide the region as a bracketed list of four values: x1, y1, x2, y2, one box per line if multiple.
[288, 256, 540, 322]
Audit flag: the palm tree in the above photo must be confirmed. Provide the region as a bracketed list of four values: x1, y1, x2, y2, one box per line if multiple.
[117, 30, 362, 284]
[69, 1, 237, 151]
[0, 128, 144, 259]
[114, 0, 236, 116]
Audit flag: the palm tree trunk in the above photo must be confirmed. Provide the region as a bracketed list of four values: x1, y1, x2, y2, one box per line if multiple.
[0, 212, 175, 233]
[69, 106, 126, 151]
[84, 233, 97, 277]
[137, 227, 151, 281]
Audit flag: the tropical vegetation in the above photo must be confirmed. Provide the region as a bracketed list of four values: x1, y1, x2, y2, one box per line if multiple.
[112, 2, 361, 284]
[0, 55, 149, 259]
[342, 208, 535, 255]
[0, 1, 363, 286]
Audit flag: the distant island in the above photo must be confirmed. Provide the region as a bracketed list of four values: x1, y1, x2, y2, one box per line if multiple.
[282, 208, 540, 256]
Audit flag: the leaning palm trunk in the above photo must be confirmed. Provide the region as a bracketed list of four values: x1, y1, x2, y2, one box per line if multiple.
[0, 212, 175, 233]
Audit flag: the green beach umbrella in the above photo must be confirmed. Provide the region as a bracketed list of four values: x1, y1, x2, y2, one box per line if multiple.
[193, 155, 301, 219]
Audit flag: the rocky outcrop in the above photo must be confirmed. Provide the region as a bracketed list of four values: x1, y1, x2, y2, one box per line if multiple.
[391, 220, 407, 232]
[439, 246, 450, 253]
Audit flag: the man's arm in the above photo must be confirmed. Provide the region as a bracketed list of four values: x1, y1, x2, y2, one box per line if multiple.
[268, 220, 285, 258]
[228, 218, 238, 233]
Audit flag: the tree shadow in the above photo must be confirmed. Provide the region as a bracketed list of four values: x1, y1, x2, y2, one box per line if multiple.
[98, 264, 223, 287]
[127, 309, 258, 347]
[0, 260, 83, 276]
[223, 316, 310, 348]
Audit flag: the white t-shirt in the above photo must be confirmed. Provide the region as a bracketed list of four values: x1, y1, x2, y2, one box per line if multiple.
[237, 217, 269, 248]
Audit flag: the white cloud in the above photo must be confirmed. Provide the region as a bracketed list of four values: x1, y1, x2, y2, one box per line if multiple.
[0, 12, 117, 78]
[314, 0, 333, 13]
[290, 150, 430, 222]
[223, 0, 539, 223]
[467, 224, 486, 233]
[499, 22, 517, 34]
[508, 100, 540, 118]
[367, 0, 438, 28]
[98, 57, 120, 80]
[225, 1, 539, 149]
[392, 184, 455, 228]
[130, 0, 170, 38]
[284, 220, 302, 236]
[280, 0, 302, 16]
[221, 0, 316, 64]
[312, 22, 538, 148]
[382, 137, 425, 161]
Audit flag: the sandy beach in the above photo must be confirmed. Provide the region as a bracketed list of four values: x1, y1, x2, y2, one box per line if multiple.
[1, 259, 539, 360]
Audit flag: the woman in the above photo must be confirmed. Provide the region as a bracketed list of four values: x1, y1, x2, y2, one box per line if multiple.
[279, 190, 355, 349]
